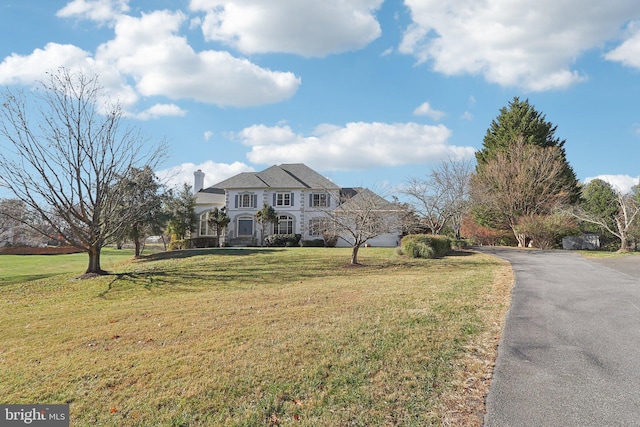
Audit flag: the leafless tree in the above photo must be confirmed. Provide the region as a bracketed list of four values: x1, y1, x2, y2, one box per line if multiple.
[403, 158, 473, 238]
[568, 189, 640, 252]
[322, 188, 403, 265]
[470, 138, 572, 247]
[0, 68, 166, 275]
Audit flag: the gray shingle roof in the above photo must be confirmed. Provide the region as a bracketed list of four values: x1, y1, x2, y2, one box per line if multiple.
[210, 164, 339, 190]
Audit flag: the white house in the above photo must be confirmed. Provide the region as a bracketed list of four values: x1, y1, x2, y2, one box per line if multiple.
[193, 163, 402, 247]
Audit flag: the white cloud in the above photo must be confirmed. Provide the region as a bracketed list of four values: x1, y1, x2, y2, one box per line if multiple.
[156, 160, 254, 189]
[605, 22, 640, 69]
[400, 0, 640, 91]
[413, 101, 445, 121]
[131, 103, 187, 120]
[190, 0, 383, 57]
[0, 6, 301, 116]
[585, 174, 640, 194]
[237, 122, 474, 170]
[56, 0, 130, 24]
[460, 111, 474, 121]
[204, 131, 214, 141]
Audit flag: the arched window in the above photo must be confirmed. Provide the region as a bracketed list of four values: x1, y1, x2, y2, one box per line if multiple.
[199, 212, 211, 236]
[276, 215, 294, 234]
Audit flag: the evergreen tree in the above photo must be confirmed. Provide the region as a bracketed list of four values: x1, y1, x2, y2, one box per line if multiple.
[476, 97, 579, 200]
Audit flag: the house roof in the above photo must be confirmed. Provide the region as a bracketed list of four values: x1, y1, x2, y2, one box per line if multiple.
[336, 187, 399, 211]
[210, 164, 339, 190]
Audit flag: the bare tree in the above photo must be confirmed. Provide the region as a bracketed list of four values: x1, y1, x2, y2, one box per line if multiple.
[568, 184, 640, 252]
[404, 158, 473, 238]
[324, 188, 403, 265]
[0, 68, 165, 275]
[470, 138, 573, 247]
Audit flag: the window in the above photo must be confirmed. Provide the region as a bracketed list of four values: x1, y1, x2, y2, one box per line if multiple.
[309, 217, 331, 237]
[275, 192, 292, 207]
[276, 215, 294, 234]
[311, 193, 329, 207]
[199, 212, 211, 236]
[237, 193, 256, 208]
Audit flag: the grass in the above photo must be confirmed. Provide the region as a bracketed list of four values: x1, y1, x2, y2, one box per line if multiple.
[578, 250, 640, 259]
[0, 247, 512, 426]
[0, 248, 137, 286]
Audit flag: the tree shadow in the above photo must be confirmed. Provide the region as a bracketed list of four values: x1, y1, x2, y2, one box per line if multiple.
[134, 247, 283, 262]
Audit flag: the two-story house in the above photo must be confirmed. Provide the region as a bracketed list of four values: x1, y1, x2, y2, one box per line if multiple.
[193, 163, 400, 247]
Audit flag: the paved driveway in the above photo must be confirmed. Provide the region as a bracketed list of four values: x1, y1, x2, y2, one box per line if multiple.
[477, 247, 640, 427]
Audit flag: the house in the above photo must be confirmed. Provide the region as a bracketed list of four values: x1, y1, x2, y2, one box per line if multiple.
[193, 163, 402, 247]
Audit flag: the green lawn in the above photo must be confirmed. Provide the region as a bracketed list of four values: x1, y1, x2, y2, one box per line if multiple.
[0, 248, 136, 286]
[0, 247, 512, 426]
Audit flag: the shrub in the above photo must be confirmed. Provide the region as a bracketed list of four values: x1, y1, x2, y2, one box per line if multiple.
[264, 234, 302, 247]
[168, 239, 188, 251]
[517, 214, 580, 249]
[400, 234, 451, 259]
[301, 239, 326, 247]
[190, 237, 219, 248]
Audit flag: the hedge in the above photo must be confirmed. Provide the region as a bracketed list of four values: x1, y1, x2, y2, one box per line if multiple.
[301, 239, 326, 247]
[400, 234, 452, 259]
[168, 237, 219, 251]
[264, 234, 302, 247]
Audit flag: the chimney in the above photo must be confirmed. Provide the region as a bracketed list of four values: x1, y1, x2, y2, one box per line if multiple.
[194, 169, 205, 194]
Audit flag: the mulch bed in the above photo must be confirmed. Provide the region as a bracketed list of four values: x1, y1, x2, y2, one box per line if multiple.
[0, 246, 83, 255]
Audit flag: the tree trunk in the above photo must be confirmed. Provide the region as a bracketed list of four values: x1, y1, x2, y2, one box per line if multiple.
[351, 245, 360, 265]
[86, 245, 106, 275]
[132, 223, 141, 257]
[619, 232, 629, 252]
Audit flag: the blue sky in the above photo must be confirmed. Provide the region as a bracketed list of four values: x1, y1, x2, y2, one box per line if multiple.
[1, 0, 640, 195]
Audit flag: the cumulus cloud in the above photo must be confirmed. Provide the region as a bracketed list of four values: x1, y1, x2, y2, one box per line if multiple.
[190, 0, 383, 56]
[585, 174, 640, 194]
[56, 0, 130, 24]
[204, 131, 214, 141]
[400, 0, 640, 91]
[156, 160, 254, 189]
[131, 103, 187, 121]
[0, 5, 300, 117]
[605, 22, 640, 69]
[236, 122, 474, 170]
[413, 101, 445, 121]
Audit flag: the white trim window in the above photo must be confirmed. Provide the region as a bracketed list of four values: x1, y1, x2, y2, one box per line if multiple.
[274, 192, 293, 207]
[308, 217, 331, 237]
[199, 212, 212, 236]
[276, 215, 294, 234]
[310, 193, 330, 208]
[236, 193, 257, 209]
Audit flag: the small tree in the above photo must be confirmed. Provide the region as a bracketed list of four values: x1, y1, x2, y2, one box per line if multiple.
[165, 184, 197, 241]
[326, 188, 403, 265]
[516, 213, 579, 249]
[114, 166, 165, 257]
[568, 179, 640, 252]
[404, 158, 472, 237]
[0, 69, 165, 275]
[255, 203, 278, 245]
[207, 207, 230, 247]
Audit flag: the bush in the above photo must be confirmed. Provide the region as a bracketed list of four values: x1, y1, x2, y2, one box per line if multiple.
[301, 239, 326, 247]
[400, 234, 451, 259]
[264, 234, 302, 247]
[190, 237, 219, 248]
[168, 239, 189, 251]
[517, 214, 579, 249]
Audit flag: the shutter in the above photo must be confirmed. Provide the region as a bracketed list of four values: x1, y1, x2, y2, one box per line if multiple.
[327, 195, 331, 206]
[309, 194, 313, 207]
[253, 194, 258, 208]
[235, 195, 238, 208]
[290, 193, 294, 206]
[273, 193, 276, 206]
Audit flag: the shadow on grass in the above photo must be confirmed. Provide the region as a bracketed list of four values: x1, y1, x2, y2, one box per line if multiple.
[135, 247, 284, 262]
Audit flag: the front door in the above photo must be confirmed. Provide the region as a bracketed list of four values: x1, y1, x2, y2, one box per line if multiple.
[238, 219, 253, 236]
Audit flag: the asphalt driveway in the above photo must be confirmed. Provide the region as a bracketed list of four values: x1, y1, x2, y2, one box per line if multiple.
[478, 248, 640, 426]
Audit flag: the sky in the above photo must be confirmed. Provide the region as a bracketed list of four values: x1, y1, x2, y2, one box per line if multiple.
[1, 0, 640, 196]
